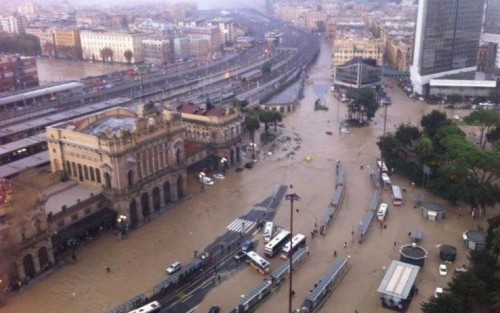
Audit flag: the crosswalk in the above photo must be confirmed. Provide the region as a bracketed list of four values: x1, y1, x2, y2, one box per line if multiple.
[227, 218, 256, 233]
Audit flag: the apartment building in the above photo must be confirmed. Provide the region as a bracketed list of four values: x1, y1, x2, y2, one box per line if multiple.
[80, 30, 146, 63]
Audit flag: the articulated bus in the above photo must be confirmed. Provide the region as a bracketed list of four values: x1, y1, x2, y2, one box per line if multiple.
[280, 233, 306, 259]
[263, 222, 274, 243]
[391, 185, 403, 206]
[264, 230, 291, 258]
[246, 251, 271, 274]
[128, 301, 161, 313]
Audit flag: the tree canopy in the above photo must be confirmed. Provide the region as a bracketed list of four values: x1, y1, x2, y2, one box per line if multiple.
[0, 34, 41, 56]
[345, 88, 379, 123]
[463, 110, 500, 150]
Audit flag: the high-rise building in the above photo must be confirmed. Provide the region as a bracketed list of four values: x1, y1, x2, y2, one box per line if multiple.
[410, 0, 485, 96]
[0, 54, 38, 92]
[0, 14, 26, 34]
[482, 0, 500, 69]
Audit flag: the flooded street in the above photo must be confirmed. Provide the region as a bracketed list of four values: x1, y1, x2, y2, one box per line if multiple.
[36, 58, 129, 85]
[1, 41, 497, 313]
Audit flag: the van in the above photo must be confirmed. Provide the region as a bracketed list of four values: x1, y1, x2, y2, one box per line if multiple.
[201, 176, 214, 185]
[377, 159, 389, 173]
[377, 203, 388, 222]
[166, 261, 181, 274]
[263, 221, 274, 242]
[381, 173, 391, 188]
[241, 240, 255, 252]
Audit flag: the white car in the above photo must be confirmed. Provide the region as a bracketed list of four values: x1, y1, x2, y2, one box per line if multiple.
[439, 264, 448, 276]
[434, 287, 443, 298]
[201, 176, 215, 185]
[213, 173, 225, 180]
[166, 261, 181, 274]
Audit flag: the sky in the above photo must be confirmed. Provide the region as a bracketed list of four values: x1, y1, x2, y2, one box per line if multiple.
[36, 0, 260, 9]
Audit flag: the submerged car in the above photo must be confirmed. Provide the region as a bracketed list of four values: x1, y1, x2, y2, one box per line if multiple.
[439, 264, 448, 277]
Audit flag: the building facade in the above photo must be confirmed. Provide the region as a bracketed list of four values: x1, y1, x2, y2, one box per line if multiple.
[26, 27, 56, 57]
[410, 0, 485, 96]
[483, 0, 500, 69]
[54, 28, 81, 59]
[47, 103, 187, 228]
[333, 38, 384, 67]
[207, 18, 234, 46]
[80, 30, 146, 63]
[142, 38, 173, 65]
[0, 54, 38, 92]
[334, 59, 383, 89]
[0, 14, 26, 34]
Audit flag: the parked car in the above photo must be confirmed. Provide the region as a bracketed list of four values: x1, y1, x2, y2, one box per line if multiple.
[235, 166, 244, 172]
[201, 176, 215, 185]
[213, 173, 225, 180]
[439, 264, 448, 276]
[166, 261, 181, 274]
[434, 287, 443, 298]
[244, 162, 254, 169]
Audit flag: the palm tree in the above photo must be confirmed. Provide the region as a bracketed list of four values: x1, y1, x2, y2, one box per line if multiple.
[124, 49, 133, 64]
[244, 113, 260, 142]
[271, 111, 282, 132]
[258, 110, 274, 132]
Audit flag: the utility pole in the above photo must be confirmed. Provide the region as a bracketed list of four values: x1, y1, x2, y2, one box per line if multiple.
[285, 187, 300, 313]
[380, 102, 388, 187]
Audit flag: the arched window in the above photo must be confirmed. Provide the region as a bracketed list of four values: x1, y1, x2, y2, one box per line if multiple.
[95, 168, 101, 184]
[89, 167, 95, 182]
[66, 161, 71, 175]
[83, 165, 89, 180]
[176, 149, 182, 165]
[127, 170, 134, 188]
[77, 164, 83, 181]
[104, 172, 111, 189]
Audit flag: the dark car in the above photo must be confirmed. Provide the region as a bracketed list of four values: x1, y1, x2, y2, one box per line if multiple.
[235, 166, 244, 172]
[208, 306, 220, 313]
[244, 162, 254, 169]
[234, 250, 247, 261]
[241, 240, 255, 252]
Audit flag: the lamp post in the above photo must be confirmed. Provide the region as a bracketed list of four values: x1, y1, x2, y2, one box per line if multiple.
[199, 172, 205, 192]
[286, 187, 300, 313]
[249, 142, 257, 160]
[117, 215, 127, 240]
[220, 157, 227, 174]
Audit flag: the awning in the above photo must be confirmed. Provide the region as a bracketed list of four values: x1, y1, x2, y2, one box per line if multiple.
[52, 207, 116, 246]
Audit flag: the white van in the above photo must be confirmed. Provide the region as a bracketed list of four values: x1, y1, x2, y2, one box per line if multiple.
[381, 173, 391, 188]
[377, 159, 389, 173]
[201, 176, 214, 185]
[377, 203, 388, 222]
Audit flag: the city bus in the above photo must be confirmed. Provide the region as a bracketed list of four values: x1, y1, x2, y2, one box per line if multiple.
[263, 222, 274, 242]
[280, 233, 306, 259]
[377, 203, 388, 222]
[391, 185, 403, 206]
[264, 229, 291, 257]
[246, 251, 271, 274]
[128, 301, 161, 313]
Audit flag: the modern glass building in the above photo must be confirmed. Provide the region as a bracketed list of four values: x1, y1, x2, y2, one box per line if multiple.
[410, 0, 485, 96]
[334, 58, 382, 89]
[483, 0, 500, 69]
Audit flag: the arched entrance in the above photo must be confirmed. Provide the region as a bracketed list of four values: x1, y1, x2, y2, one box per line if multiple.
[8, 262, 19, 286]
[176, 149, 182, 165]
[104, 172, 111, 188]
[141, 193, 150, 218]
[129, 200, 138, 226]
[230, 149, 235, 166]
[236, 147, 241, 163]
[163, 181, 171, 204]
[23, 254, 35, 279]
[177, 175, 184, 198]
[127, 170, 134, 188]
[38, 246, 50, 271]
[152, 187, 161, 211]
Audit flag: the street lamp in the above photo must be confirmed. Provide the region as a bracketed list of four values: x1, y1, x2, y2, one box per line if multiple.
[220, 157, 227, 174]
[117, 215, 127, 239]
[286, 187, 300, 313]
[199, 172, 206, 192]
[249, 142, 257, 160]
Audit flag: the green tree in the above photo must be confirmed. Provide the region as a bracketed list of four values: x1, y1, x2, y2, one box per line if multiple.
[244, 113, 260, 142]
[100, 47, 113, 62]
[261, 61, 271, 74]
[345, 88, 379, 123]
[124, 49, 133, 64]
[463, 110, 500, 149]
[447, 94, 463, 105]
[271, 111, 282, 132]
[421, 110, 450, 137]
[491, 227, 500, 261]
[415, 136, 433, 161]
[258, 110, 274, 132]
[0, 34, 41, 55]
[488, 89, 500, 104]
[421, 293, 466, 313]
[395, 123, 421, 148]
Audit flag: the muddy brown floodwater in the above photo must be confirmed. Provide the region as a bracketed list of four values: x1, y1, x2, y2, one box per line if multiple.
[2, 41, 497, 313]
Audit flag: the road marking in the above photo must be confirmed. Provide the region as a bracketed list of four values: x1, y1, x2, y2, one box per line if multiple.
[226, 218, 255, 233]
[181, 294, 193, 303]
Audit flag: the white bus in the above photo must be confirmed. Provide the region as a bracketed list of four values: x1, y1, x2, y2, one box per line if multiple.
[246, 251, 271, 274]
[391, 185, 403, 206]
[264, 230, 291, 257]
[128, 301, 161, 313]
[263, 221, 274, 243]
[280, 233, 306, 259]
[377, 203, 388, 222]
